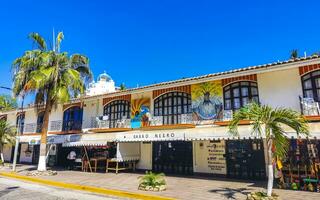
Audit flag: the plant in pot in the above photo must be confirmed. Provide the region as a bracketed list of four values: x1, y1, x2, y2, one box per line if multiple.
[138, 171, 166, 191]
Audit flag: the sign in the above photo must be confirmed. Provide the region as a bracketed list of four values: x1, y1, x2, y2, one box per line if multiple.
[206, 140, 226, 174]
[116, 130, 185, 142]
[47, 135, 67, 144]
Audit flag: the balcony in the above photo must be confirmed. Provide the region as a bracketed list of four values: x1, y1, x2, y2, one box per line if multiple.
[299, 96, 320, 121]
[84, 116, 132, 133]
[48, 120, 62, 133]
[141, 113, 195, 130]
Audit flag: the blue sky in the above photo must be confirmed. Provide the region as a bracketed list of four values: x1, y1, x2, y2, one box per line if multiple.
[1, 0, 320, 101]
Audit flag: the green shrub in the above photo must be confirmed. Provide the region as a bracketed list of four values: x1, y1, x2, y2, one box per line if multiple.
[138, 171, 166, 191]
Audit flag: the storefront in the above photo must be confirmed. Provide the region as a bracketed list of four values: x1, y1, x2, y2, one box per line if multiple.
[153, 141, 193, 175]
[116, 126, 267, 178]
[58, 133, 117, 171]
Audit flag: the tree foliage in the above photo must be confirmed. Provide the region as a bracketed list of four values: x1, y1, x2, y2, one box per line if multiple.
[229, 102, 309, 158]
[0, 94, 17, 111]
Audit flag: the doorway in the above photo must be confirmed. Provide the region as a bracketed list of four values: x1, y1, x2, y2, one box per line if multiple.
[152, 141, 193, 175]
[32, 145, 40, 164]
[226, 139, 266, 180]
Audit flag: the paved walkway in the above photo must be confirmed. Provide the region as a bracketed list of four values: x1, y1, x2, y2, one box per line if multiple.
[1, 164, 319, 200]
[0, 177, 121, 200]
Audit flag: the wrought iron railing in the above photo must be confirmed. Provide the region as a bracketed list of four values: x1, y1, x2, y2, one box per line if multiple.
[62, 120, 82, 131]
[49, 120, 62, 132]
[299, 96, 320, 116]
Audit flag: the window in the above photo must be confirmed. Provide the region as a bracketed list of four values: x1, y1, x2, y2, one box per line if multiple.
[103, 100, 130, 128]
[302, 70, 320, 102]
[16, 113, 25, 134]
[223, 81, 259, 111]
[36, 112, 44, 133]
[154, 92, 191, 125]
[62, 106, 83, 131]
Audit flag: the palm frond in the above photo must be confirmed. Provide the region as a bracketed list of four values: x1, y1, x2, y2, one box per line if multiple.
[55, 32, 64, 52]
[29, 32, 47, 51]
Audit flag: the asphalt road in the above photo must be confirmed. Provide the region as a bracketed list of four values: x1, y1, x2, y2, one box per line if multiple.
[0, 177, 123, 200]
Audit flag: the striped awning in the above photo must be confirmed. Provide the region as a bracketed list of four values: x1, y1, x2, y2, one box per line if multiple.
[184, 125, 264, 141]
[62, 132, 116, 147]
[18, 135, 41, 144]
[116, 129, 186, 142]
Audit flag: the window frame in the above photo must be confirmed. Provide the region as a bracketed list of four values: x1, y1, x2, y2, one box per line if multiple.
[62, 106, 83, 131]
[103, 100, 130, 128]
[223, 81, 259, 111]
[154, 91, 191, 125]
[302, 70, 320, 102]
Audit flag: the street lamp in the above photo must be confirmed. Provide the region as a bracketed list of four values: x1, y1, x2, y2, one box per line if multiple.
[0, 86, 24, 172]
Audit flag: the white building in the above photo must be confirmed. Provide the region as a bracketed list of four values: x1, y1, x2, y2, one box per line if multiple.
[86, 72, 116, 96]
[1, 57, 320, 185]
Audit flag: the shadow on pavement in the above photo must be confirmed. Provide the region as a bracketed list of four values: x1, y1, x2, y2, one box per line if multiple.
[0, 185, 20, 198]
[209, 187, 251, 199]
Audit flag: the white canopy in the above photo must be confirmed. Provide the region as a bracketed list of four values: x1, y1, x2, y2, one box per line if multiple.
[116, 129, 186, 142]
[62, 132, 116, 147]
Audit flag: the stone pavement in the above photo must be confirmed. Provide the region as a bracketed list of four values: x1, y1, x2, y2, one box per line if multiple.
[1, 164, 319, 200]
[0, 176, 122, 200]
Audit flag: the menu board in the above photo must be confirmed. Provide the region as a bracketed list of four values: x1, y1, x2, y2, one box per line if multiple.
[206, 140, 227, 174]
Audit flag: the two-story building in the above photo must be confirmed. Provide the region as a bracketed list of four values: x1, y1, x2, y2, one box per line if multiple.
[1, 56, 320, 184]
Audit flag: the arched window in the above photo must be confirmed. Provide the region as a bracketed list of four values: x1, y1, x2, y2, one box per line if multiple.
[302, 70, 320, 101]
[36, 111, 44, 133]
[62, 106, 83, 131]
[154, 92, 191, 125]
[223, 81, 259, 110]
[16, 113, 25, 134]
[103, 100, 130, 128]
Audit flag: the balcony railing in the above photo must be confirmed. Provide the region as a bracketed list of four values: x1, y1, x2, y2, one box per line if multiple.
[49, 120, 62, 132]
[149, 113, 194, 126]
[299, 96, 320, 116]
[23, 123, 43, 133]
[62, 120, 82, 131]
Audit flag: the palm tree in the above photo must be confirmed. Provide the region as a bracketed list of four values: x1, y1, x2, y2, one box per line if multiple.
[228, 103, 309, 196]
[0, 120, 16, 164]
[12, 32, 92, 171]
[0, 94, 17, 111]
[119, 83, 126, 91]
[290, 49, 299, 59]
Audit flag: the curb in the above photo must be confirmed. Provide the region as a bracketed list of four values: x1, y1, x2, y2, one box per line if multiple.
[0, 172, 175, 200]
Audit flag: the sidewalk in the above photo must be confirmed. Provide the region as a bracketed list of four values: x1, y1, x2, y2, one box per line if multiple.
[1, 164, 319, 200]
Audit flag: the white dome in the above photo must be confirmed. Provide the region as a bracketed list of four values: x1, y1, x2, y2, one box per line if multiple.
[98, 71, 112, 82]
[85, 71, 116, 96]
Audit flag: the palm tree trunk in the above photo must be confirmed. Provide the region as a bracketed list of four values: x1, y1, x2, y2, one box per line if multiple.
[37, 102, 52, 171]
[0, 143, 4, 164]
[267, 138, 273, 196]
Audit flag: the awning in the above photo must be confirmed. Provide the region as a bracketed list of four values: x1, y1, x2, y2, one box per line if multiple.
[283, 122, 320, 139]
[18, 135, 41, 145]
[185, 125, 263, 141]
[47, 135, 67, 144]
[62, 133, 116, 147]
[116, 129, 186, 142]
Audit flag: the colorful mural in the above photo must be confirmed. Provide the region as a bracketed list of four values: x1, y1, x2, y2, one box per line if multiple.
[131, 98, 151, 128]
[191, 81, 223, 120]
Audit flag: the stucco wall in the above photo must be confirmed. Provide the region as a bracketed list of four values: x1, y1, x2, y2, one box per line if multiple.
[257, 67, 302, 111]
[6, 112, 17, 127]
[193, 141, 227, 174]
[82, 99, 100, 128]
[24, 109, 37, 124]
[3, 144, 12, 162]
[19, 143, 33, 163]
[137, 142, 152, 170]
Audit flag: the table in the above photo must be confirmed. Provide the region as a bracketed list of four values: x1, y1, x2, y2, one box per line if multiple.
[90, 157, 107, 172]
[106, 159, 139, 174]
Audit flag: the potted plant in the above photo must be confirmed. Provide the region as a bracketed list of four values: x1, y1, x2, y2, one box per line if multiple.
[138, 171, 167, 191]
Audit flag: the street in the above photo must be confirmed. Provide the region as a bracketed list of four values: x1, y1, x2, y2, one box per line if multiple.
[0, 177, 123, 200]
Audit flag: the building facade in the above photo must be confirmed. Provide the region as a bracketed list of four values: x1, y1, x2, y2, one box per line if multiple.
[1, 56, 320, 184]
